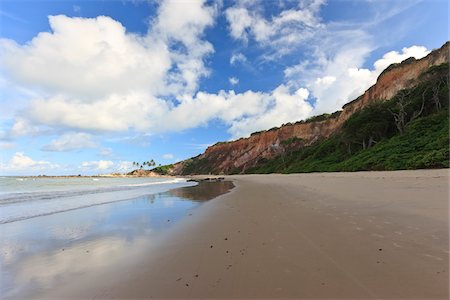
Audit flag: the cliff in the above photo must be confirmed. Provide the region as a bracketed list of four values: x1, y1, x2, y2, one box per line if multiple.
[171, 42, 449, 175]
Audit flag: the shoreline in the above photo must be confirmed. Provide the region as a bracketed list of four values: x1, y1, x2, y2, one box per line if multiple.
[35, 169, 448, 299]
[2, 174, 175, 178]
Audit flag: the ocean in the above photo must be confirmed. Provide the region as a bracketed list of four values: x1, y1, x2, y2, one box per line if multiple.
[0, 176, 193, 224]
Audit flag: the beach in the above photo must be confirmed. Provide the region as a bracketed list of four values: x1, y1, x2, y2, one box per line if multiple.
[21, 169, 446, 299]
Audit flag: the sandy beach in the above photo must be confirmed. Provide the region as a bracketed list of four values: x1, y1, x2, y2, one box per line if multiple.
[31, 169, 449, 299]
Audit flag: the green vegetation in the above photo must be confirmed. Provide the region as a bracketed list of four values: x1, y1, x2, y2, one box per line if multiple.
[305, 112, 338, 123]
[246, 63, 449, 174]
[181, 156, 215, 175]
[280, 137, 303, 145]
[151, 164, 173, 175]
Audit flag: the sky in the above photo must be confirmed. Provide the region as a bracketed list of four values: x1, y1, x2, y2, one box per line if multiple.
[0, 0, 448, 175]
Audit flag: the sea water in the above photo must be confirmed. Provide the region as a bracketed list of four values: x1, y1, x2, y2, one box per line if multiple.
[0, 176, 192, 224]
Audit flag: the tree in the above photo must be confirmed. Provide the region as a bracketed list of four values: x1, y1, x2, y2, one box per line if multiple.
[342, 101, 392, 151]
[388, 90, 411, 135]
[424, 63, 449, 112]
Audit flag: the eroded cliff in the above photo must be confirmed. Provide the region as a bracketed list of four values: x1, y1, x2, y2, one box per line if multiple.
[171, 42, 449, 175]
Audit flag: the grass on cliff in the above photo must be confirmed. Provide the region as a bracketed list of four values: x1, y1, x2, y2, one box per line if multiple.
[151, 164, 173, 175]
[247, 109, 449, 173]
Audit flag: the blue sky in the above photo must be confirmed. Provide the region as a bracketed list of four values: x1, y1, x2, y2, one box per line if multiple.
[0, 0, 448, 175]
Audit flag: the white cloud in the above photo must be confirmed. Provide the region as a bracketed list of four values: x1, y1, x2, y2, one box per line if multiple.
[285, 44, 430, 114]
[159, 85, 312, 138]
[226, 86, 312, 138]
[162, 153, 174, 160]
[1, 0, 217, 134]
[80, 160, 114, 171]
[78, 160, 134, 173]
[225, 0, 325, 57]
[99, 148, 113, 157]
[152, 0, 217, 95]
[315, 76, 336, 86]
[0, 15, 171, 99]
[116, 161, 134, 172]
[373, 45, 430, 73]
[229, 77, 239, 85]
[9, 118, 42, 137]
[230, 52, 247, 65]
[0, 152, 58, 171]
[0, 142, 15, 150]
[42, 132, 97, 152]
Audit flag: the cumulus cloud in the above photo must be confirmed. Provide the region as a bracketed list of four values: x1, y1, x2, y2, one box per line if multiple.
[230, 52, 247, 65]
[373, 46, 430, 72]
[42, 132, 97, 152]
[9, 118, 43, 137]
[229, 77, 239, 85]
[0, 152, 58, 171]
[116, 161, 134, 172]
[225, 0, 325, 57]
[78, 160, 134, 173]
[99, 148, 113, 157]
[163, 87, 313, 138]
[0, 15, 171, 99]
[80, 160, 114, 170]
[162, 153, 174, 160]
[285, 45, 430, 113]
[1, 0, 217, 134]
[227, 86, 312, 137]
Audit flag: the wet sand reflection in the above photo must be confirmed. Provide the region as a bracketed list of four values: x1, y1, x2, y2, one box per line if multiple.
[168, 181, 234, 201]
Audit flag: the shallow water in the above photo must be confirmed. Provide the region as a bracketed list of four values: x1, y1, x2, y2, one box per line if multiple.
[0, 177, 188, 224]
[0, 181, 233, 299]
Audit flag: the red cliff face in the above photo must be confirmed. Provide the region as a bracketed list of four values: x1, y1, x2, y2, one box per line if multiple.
[172, 42, 449, 175]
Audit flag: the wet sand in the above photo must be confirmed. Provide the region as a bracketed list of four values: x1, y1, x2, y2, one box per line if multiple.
[169, 181, 235, 201]
[42, 170, 448, 299]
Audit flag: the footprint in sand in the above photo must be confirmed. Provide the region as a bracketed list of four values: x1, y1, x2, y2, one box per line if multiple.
[371, 233, 384, 238]
[392, 242, 402, 248]
[422, 254, 443, 261]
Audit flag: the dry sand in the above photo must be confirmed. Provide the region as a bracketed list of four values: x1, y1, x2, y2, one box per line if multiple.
[44, 169, 448, 299]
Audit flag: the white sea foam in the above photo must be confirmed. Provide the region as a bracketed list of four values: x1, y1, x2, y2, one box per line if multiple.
[122, 178, 185, 187]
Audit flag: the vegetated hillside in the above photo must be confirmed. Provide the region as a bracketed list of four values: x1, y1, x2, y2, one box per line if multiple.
[157, 42, 449, 175]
